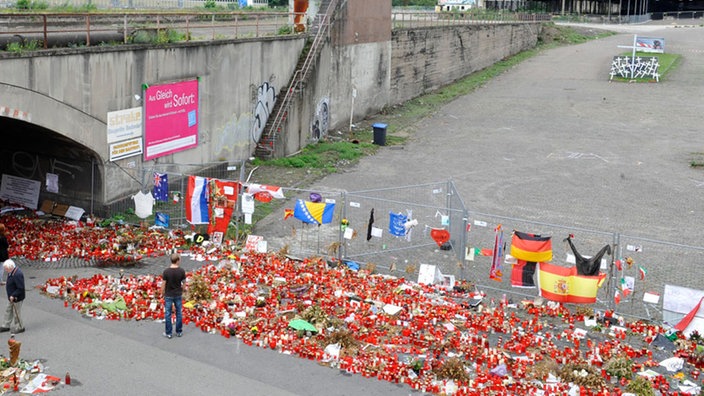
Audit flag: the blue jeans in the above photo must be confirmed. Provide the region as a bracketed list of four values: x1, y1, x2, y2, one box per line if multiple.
[164, 296, 183, 335]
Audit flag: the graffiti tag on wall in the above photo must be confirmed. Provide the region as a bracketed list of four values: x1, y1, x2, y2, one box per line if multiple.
[251, 82, 277, 143]
[311, 97, 330, 141]
[609, 56, 660, 81]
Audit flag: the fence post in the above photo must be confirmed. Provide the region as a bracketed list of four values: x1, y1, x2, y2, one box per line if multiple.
[607, 232, 621, 312]
[90, 157, 95, 216]
[339, 191, 347, 262]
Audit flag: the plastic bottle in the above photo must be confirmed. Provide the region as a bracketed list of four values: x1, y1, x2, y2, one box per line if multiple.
[65, 372, 71, 385]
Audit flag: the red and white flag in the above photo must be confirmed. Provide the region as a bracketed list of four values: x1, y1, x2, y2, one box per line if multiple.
[246, 183, 285, 201]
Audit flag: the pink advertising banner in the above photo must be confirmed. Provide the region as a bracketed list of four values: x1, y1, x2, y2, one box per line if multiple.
[143, 79, 199, 161]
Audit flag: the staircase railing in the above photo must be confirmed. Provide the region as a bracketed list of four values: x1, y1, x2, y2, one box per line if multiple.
[257, 0, 339, 158]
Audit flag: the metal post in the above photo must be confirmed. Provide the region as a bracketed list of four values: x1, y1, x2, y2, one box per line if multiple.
[90, 157, 95, 216]
[234, 159, 246, 245]
[631, 34, 636, 79]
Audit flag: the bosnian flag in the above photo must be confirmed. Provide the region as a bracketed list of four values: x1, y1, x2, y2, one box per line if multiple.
[246, 183, 285, 202]
[293, 199, 335, 225]
[186, 175, 209, 224]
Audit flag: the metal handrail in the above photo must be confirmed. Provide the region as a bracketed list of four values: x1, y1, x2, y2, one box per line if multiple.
[264, 0, 339, 157]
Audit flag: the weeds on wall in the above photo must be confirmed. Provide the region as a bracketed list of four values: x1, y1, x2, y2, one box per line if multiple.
[5, 39, 41, 53]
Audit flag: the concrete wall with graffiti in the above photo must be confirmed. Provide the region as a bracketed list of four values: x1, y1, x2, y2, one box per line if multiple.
[0, 37, 305, 204]
[0, 0, 542, 208]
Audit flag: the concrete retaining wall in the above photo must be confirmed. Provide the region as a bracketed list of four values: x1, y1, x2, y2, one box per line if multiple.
[0, 37, 305, 203]
[390, 23, 541, 104]
[0, 18, 542, 208]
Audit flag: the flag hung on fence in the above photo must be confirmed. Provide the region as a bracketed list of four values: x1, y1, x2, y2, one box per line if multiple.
[246, 183, 286, 202]
[293, 199, 335, 225]
[614, 289, 621, 305]
[284, 208, 294, 220]
[366, 209, 375, 241]
[490, 225, 504, 282]
[153, 172, 168, 202]
[186, 175, 209, 225]
[620, 277, 633, 297]
[389, 212, 407, 237]
[510, 231, 553, 263]
[511, 260, 537, 288]
[155, 212, 170, 228]
[639, 266, 647, 280]
[537, 262, 605, 304]
[207, 179, 240, 236]
[674, 296, 704, 333]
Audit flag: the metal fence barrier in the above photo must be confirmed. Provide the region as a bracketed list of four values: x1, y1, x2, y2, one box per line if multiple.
[65, 161, 704, 329]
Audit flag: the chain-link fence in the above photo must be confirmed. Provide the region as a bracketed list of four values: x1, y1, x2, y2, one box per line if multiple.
[259, 180, 704, 327]
[99, 161, 235, 225]
[258, 181, 468, 279]
[613, 234, 704, 323]
[86, 167, 704, 327]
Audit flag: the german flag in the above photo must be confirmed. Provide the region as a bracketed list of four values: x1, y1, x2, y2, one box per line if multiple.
[510, 231, 552, 262]
[537, 262, 606, 304]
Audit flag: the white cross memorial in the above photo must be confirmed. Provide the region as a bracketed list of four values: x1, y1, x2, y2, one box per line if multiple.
[617, 34, 639, 79]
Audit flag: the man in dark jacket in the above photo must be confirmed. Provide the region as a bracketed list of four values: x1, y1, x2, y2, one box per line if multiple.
[0, 260, 24, 333]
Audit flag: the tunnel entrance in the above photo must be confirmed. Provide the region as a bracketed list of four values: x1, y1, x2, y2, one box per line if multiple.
[0, 117, 102, 216]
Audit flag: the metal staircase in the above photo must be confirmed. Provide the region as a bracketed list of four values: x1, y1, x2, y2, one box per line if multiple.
[254, 0, 338, 159]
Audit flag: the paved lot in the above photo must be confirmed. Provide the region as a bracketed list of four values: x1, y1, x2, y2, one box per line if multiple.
[12, 21, 704, 396]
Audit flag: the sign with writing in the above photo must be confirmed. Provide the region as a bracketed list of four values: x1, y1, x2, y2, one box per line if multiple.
[109, 137, 143, 161]
[0, 174, 41, 209]
[107, 107, 142, 144]
[143, 79, 199, 161]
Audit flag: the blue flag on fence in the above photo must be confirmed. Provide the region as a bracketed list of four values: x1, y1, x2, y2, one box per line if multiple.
[153, 172, 168, 202]
[389, 212, 407, 237]
[155, 212, 170, 227]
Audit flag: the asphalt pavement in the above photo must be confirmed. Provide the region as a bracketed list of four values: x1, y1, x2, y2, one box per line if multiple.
[11, 20, 704, 396]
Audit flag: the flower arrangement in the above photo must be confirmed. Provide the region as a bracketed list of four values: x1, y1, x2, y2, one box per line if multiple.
[432, 357, 470, 383]
[625, 376, 655, 396]
[604, 354, 634, 380]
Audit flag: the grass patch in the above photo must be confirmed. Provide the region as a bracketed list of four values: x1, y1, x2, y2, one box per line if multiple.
[690, 152, 704, 168]
[610, 51, 681, 82]
[254, 140, 376, 172]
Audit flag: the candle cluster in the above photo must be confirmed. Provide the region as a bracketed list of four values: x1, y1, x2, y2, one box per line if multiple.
[3, 215, 186, 263]
[39, 252, 704, 395]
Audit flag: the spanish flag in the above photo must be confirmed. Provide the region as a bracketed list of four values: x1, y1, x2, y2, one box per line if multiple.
[537, 262, 605, 304]
[510, 231, 552, 262]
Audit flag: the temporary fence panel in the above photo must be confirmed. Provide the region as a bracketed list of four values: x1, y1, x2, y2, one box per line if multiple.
[612, 234, 704, 323]
[342, 181, 467, 279]
[251, 187, 346, 259]
[101, 161, 234, 227]
[461, 211, 616, 311]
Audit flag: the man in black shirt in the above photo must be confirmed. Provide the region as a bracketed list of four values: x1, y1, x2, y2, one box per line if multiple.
[161, 253, 187, 339]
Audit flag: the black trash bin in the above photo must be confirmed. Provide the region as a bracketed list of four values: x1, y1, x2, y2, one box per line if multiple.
[372, 123, 387, 146]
